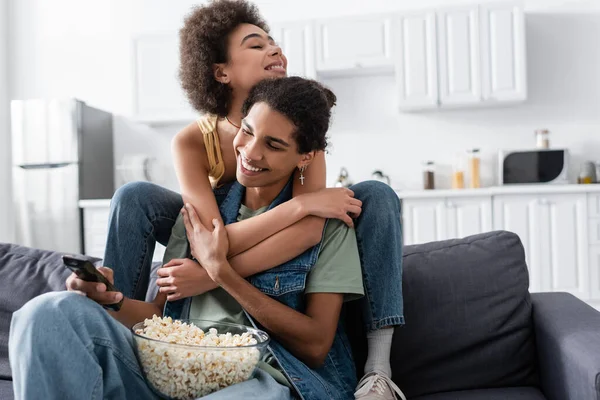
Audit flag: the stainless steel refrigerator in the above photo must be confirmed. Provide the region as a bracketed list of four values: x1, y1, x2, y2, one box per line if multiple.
[11, 99, 115, 254]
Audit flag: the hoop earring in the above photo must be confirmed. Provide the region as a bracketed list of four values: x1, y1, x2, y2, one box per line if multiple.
[299, 166, 306, 186]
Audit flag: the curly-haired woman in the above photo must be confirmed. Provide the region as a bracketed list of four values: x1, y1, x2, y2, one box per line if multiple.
[100, 1, 405, 398]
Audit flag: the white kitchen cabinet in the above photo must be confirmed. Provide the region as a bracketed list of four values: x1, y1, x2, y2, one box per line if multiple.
[132, 34, 197, 124]
[493, 194, 589, 298]
[81, 201, 166, 262]
[402, 196, 492, 245]
[270, 21, 316, 79]
[437, 6, 482, 105]
[480, 2, 527, 102]
[402, 199, 446, 245]
[589, 245, 600, 302]
[445, 196, 493, 240]
[394, 12, 439, 110]
[314, 16, 393, 75]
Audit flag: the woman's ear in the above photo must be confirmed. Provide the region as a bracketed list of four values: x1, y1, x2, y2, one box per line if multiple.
[213, 64, 230, 84]
[297, 151, 315, 169]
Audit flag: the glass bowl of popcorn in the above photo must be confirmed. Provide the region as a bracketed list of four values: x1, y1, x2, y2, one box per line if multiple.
[132, 316, 270, 400]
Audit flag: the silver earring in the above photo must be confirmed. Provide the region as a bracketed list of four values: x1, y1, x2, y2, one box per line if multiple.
[299, 166, 306, 186]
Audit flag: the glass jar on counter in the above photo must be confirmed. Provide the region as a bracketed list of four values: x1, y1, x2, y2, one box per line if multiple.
[535, 129, 550, 149]
[452, 154, 465, 189]
[423, 161, 435, 190]
[467, 149, 481, 188]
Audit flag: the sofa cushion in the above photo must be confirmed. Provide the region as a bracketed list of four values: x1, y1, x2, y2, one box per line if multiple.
[0, 379, 13, 400]
[412, 387, 546, 400]
[0, 243, 99, 380]
[391, 231, 538, 397]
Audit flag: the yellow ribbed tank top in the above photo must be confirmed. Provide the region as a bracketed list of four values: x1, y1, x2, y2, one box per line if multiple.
[197, 115, 225, 187]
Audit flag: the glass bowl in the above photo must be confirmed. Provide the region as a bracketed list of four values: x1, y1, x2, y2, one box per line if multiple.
[132, 318, 270, 400]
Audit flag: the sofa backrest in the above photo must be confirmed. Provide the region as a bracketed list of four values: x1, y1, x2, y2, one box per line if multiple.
[391, 231, 539, 397]
[0, 243, 99, 380]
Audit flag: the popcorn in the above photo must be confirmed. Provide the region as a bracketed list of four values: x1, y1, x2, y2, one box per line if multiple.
[133, 316, 261, 400]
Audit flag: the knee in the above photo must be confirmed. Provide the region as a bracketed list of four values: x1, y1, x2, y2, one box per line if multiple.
[351, 181, 400, 212]
[10, 292, 83, 347]
[111, 181, 156, 210]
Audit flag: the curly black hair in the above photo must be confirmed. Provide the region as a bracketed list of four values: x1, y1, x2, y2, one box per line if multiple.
[242, 77, 336, 154]
[179, 0, 268, 116]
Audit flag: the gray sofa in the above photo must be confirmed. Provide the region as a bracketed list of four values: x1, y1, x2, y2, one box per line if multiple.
[2, 231, 600, 399]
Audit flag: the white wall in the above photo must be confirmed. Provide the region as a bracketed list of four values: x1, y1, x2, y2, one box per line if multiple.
[0, 0, 11, 242]
[4, 0, 600, 230]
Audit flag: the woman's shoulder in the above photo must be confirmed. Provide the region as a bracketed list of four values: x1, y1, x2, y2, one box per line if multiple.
[173, 114, 218, 147]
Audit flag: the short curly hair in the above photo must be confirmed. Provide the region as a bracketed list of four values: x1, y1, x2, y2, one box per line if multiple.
[242, 77, 336, 154]
[179, 0, 268, 116]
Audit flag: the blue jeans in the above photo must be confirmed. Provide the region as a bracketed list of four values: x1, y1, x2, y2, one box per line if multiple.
[9, 291, 293, 400]
[104, 180, 404, 330]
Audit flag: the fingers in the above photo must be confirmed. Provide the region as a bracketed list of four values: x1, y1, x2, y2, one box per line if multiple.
[156, 277, 174, 287]
[162, 259, 185, 268]
[341, 214, 354, 228]
[67, 276, 122, 305]
[345, 188, 355, 197]
[94, 291, 123, 306]
[96, 266, 114, 284]
[350, 198, 362, 207]
[159, 285, 177, 294]
[347, 205, 362, 217]
[212, 218, 225, 236]
[167, 293, 182, 302]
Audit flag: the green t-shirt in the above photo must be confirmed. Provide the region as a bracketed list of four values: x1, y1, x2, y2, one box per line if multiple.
[165, 204, 364, 387]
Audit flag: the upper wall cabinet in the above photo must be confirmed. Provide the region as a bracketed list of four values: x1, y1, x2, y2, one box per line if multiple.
[395, 2, 527, 111]
[314, 16, 394, 75]
[132, 34, 197, 124]
[479, 3, 527, 102]
[270, 21, 317, 79]
[437, 6, 482, 105]
[393, 11, 439, 110]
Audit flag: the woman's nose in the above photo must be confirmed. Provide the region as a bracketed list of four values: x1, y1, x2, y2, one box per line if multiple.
[269, 43, 281, 57]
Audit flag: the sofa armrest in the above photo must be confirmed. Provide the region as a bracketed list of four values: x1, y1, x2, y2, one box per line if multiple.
[532, 292, 600, 400]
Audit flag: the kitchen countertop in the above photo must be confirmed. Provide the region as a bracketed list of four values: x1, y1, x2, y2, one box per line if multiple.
[395, 184, 600, 199]
[80, 184, 600, 206]
[79, 199, 112, 208]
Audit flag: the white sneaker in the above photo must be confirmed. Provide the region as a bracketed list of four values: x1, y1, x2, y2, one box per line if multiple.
[354, 372, 407, 400]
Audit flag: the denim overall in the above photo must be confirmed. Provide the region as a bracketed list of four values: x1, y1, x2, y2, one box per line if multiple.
[164, 178, 358, 400]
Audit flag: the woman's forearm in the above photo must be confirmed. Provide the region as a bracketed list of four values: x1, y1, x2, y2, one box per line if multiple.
[228, 216, 325, 277]
[224, 197, 309, 258]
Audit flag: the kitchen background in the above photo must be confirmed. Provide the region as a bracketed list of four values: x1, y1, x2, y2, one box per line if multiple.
[1, 0, 599, 241]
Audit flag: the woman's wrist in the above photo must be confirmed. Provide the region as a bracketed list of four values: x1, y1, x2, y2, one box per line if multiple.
[293, 195, 311, 219]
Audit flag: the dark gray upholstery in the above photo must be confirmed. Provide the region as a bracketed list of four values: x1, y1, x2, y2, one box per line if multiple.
[2, 231, 600, 400]
[532, 292, 600, 400]
[392, 231, 538, 397]
[0, 379, 13, 400]
[412, 387, 547, 400]
[0, 243, 99, 380]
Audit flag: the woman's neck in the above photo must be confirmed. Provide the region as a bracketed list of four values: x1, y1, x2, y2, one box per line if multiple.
[226, 90, 247, 127]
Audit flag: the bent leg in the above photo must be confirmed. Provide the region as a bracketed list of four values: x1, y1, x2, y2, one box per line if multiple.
[103, 181, 183, 300]
[9, 291, 158, 400]
[351, 180, 404, 331]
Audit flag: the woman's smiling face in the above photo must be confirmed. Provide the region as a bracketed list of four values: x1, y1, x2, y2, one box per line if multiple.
[218, 23, 288, 93]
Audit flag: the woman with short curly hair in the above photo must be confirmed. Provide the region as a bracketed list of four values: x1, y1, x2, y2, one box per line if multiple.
[101, 1, 405, 399]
